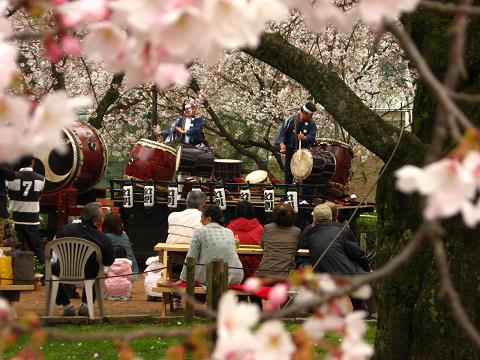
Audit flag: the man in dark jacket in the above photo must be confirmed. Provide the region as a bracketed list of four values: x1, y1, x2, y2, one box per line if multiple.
[301, 204, 370, 274]
[52, 202, 114, 316]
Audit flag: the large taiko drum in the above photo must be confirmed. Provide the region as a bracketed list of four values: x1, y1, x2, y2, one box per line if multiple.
[314, 138, 354, 195]
[213, 159, 242, 181]
[34, 122, 108, 193]
[125, 139, 177, 182]
[176, 145, 214, 178]
[291, 148, 336, 183]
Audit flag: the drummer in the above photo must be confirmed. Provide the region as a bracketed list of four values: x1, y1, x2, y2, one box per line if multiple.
[158, 102, 207, 197]
[275, 102, 318, 186]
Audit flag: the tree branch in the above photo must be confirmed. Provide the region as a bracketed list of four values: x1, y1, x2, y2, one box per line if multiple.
[88, 73, 125, 129]
[420, 1, 480, 16]
[245, 32, 427, 163]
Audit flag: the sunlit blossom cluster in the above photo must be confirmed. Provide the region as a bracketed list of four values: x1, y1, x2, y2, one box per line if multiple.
[396, 151, 480, 227]
[218, 273, 373, 360]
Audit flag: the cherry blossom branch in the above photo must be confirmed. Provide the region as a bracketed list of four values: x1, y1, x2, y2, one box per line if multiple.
[80, 57, 99, 105]
[420, 1, 480, 16]
[42, 324, 214, 342]
[449, 91, 480, 104]
[428, 232, 480, 349]
[385, 21, 473, 135]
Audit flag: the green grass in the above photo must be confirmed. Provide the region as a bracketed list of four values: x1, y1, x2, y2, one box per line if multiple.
[4, 319, 376, 359]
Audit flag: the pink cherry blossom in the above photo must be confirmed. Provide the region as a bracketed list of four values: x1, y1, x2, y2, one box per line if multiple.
[266, 283, 288, 311]
[395, 165, 424, 194]
[44, 36, 63, 63]
[83, 22, 130, 71]
[253, 320, 296, 360]
[244, 277, 262, 293]
[302, 316, 344, 340]
[0, 42, 18, 91]
[56, 0, 110, 28]
[61, 35, 82, 57]
[358, 0, 421, 26]
[217, 292, 260, 339]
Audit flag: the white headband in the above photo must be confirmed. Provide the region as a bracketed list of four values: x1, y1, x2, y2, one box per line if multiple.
[184, 103, 195, 110]
[302, 105, 313, 114]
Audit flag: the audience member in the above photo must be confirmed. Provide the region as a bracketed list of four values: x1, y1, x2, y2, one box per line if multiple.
[324, 201, 357, 244]
[227, 201, 263, 279]
[301, 204, 376, 316]
[105, 245, 132, 300]
[256, 203, 300, 278]
[102, 213, 139, 280]
[52, 202, 114, 316]
[166, 191, 206, 244]
[5, 156, 45, 265]
[143, 256, 164, 302]
[180, 204, 243, 286]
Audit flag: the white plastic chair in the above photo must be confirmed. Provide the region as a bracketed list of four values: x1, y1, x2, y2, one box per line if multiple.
[45, 237, 105, 319]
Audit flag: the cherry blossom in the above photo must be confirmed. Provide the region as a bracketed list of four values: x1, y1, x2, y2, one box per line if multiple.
[395, 152, 480, 226]
[56, 0, 110, 28]
[266, 283, 289, 311]
[244, 277, 262, 293]
[358, 0, 421, 26]
[216, 291, 260, 339]
[253, 320, 296, 360]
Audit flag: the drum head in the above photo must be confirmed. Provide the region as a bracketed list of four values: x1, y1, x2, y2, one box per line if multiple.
[316, 137, 354, 155]
[245, 170, 268, 184]
[291, 149, 313, 181]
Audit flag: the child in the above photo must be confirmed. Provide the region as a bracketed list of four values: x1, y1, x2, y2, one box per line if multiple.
[143, 256, 164, 302]
[105, 245, 132, 301]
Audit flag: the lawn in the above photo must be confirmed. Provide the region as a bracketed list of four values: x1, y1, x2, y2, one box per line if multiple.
[4, 319, 377, 359]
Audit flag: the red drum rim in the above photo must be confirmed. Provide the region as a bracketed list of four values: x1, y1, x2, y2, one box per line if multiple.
[214, 159, 242, 163]
[137, 138, 177, 157]
[316, 137, 354, 155]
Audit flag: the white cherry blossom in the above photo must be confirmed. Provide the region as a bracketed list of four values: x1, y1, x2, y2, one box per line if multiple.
[253, 320, 296, 360]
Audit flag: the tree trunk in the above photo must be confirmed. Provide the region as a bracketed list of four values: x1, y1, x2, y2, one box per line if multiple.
[245, 15, 480, 358]
[375, 7, 480, 359]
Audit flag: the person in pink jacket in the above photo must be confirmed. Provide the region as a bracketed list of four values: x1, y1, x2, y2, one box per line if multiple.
[105, 245, 133, 300]
[143, 255, 165, 301]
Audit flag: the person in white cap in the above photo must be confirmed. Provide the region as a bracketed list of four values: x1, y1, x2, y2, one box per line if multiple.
[275, 102, 318, 186]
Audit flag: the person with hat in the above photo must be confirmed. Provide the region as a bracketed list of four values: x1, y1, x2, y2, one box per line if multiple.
[301, 204, 376, 317]
[300, 204, 370, 274]
[159, 102, 206, 146]
[275, 102, 318, 187]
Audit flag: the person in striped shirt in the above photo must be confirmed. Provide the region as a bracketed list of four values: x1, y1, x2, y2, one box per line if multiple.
[6, 156, 45, 265]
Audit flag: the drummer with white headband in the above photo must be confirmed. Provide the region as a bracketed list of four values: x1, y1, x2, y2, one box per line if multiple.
[275, 102, 318, 187]
[157, 102, 207, 197]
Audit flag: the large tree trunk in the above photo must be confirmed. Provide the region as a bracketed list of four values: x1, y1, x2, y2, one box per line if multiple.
[246, 11, 480, 358]
[375, 7, 480, 359]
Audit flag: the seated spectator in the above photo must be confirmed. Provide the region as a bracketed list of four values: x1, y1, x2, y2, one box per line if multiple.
[256, 203, 300, 278]
[325, 201, 357, 244]
[105, 245, 132, 300]
[166, 191, 206, 244]
[301, 204, 370, 274]
[227, 201, 263, 280]
[143, 256, 165, 302]
[301, 204, 376, 317]
[180, 204, 243, 286]
[52, 202, 114, 316]
[102, 213, 139, 280]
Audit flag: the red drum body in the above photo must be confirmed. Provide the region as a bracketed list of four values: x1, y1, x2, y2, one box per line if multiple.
[306, 149, 336, 183]
[176, 145, 214, 178]
[315, 138, 353, 191]
[213, 159, 242, 181]
[34, 122, 108, 193]
[125, 139, 177, 182]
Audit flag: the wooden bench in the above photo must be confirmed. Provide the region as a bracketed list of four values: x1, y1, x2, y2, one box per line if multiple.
[152, 285, 206, 316]
[0, 284, 35, 302]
